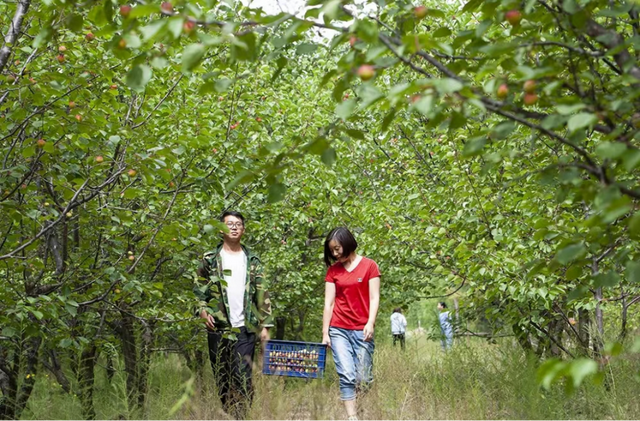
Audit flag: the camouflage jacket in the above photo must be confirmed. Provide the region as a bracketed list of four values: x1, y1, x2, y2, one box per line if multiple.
[194, 243, 274, 332]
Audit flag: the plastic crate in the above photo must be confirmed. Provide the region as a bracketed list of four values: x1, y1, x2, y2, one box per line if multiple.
[262, 340, 327, 379]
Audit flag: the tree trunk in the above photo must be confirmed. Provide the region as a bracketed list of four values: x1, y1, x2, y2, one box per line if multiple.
[619, 288, 628, 341]
[593, 287, 604, 355]
[295, 309, 306, 340]
[578, 308, 590, 355]
[136, 322, 153, 409]
[78, 345, 97, 420]
[512, 323, 533, 354]
[14, 336, 42, 419]
[116, 312, 139, 408]
[548, 319, 563, 358]
[0, 352, 18, 420]
[591, 258, 605, 355]
[0, 0, 32, 75]
[194, 349, 205, 379]
[275, 316, 286, 340]
[105, 352, 116, 383]
[453, 298, 460, 320]
[42, 350, 71, 394]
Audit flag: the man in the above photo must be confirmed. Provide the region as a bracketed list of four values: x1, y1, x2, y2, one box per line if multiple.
[437, 302, 453, 350]
[390, 307, 407, 350]
[194, 211, 273, 419]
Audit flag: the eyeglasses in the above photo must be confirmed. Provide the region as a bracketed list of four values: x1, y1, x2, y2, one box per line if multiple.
[225, 222, 244, 229]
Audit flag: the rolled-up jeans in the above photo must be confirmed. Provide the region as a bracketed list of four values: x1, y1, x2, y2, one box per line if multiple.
[329, 326, 375, 401]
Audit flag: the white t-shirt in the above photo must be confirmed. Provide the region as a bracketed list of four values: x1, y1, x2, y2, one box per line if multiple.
[220, 249, 247, 328]
[390, 312, 407, 334]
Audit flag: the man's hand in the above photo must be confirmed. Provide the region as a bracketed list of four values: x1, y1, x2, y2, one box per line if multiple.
[199, 309, 215, 330]
[260, 327, 270, 342]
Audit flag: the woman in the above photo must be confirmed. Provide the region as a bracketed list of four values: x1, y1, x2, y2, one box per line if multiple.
[322, 227, 381, 421]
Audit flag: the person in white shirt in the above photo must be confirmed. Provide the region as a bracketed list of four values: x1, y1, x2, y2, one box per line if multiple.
[390, 307, 407, 350]
[195, 211, 273, 419]
[438, 302, 453, 350]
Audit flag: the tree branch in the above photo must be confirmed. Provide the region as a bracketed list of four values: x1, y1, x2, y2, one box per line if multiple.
[0, 0, 31, 74]
[131, 74, 184, 129]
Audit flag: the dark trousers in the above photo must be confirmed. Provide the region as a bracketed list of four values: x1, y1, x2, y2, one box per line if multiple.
[207, 327, 256, 419]
[393, 333, 405, 350]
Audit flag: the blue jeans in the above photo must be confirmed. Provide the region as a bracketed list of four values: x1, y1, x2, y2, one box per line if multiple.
[329, 326, 375, 401]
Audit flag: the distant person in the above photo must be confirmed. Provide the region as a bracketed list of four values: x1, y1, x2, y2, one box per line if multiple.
[194, 211, 273, 419]
[390, 308, 407, 350]
[437, 302, 453, 350]
[322, 227, 381, 421]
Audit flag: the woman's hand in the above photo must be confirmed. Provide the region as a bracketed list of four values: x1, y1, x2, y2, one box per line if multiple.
[363, 322, 374, 342]
[322, 332, 331, 349]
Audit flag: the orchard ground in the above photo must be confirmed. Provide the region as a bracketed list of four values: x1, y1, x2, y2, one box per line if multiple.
[22, 334, 640, 420]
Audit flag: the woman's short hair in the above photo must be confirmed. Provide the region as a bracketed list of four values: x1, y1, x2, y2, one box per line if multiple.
[323, 227, 358, 267]
[438, 302, 447, 309]
[393, 307, 402, 313]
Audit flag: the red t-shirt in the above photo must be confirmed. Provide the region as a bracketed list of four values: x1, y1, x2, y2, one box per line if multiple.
[325, 257, 381, 330]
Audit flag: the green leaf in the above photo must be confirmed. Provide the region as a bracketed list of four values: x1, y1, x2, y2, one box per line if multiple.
[463, 137, 486, 157]
[556, 103, 585, 115]
[357, 84, 384, 109]
[537, 358, 566, 390]
[556, 243, 586, 265]
[602, 196, 632, 223]
[629, 212, 640, 237]
[563, 0, 578, 14]
[33, 28, 53, 48]
[595, 142, 627, 160]
[168, 16, 185, 39]
[130, 4, 160, 18]
[296, 43, 318, 55]
[268, 183, 286, 203]
[66, 14, 84, 32]
[65, 304, 78, 316]
[568, 285, 589, 301]
[413, 95, 434, 116]
[593, 271, 619, 288]
[434, 78, 463, 94]
[433, 27, 451, 38]
[321, 148, 336, 167]
[59, 338, 74, 348]
[346, 129, 365, 140]
[182, 44, 206, 72]
[336, 98, 356, 120]
[604, 342, 623, 357]
[568, 358, 598, 388]
[626, 260, 640, 283]
[565, 264, 583, 280]
[124, 33, 142, 49]
[203, 224, 214, 234]
[151, 56, 168, 69]
[214, 78, 232, 93]
[622, 148, 640, 170]
[140, 20, 167, 40]
[462, 0, 482, 12]
[475, 20, 492, 37]
[567, 112, 597, 132]
[126, 65, 153, 92]
[1, 327, 16, 338]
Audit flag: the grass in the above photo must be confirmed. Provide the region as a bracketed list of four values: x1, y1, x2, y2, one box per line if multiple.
[20, 335, 640, 420]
